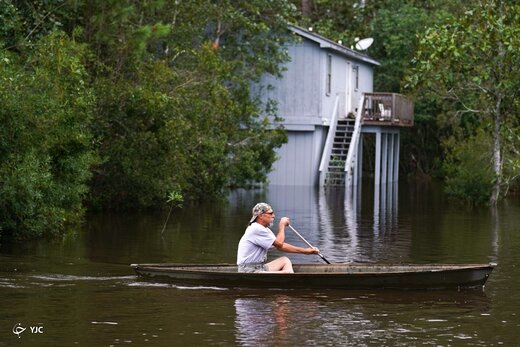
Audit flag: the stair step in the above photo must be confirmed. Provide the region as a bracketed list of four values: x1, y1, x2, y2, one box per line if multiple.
[322, 117, 359, 187]
[326, 174, 344, 179]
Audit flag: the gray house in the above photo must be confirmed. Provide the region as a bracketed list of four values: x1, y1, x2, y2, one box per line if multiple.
[255, 26, 413, 187]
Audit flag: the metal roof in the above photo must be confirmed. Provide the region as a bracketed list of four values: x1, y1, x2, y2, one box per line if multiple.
[289, 25, 381, 66]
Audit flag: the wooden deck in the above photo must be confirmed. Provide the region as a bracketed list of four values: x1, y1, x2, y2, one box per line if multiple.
[361, 93, 414, 127]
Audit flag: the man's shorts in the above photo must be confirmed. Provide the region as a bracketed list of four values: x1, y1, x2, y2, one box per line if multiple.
[238, 263, 268, 273]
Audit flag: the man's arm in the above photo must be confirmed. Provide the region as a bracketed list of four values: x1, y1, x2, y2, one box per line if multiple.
[272, 217, 289, 247]
[275, 242, 318, 254]
[272, 217, 319, 255]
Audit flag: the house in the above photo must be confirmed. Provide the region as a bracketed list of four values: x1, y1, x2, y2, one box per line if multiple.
[254, 26, 413, 187]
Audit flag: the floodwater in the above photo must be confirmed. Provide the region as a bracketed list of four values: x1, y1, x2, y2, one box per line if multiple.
[1, 181, 519, 346]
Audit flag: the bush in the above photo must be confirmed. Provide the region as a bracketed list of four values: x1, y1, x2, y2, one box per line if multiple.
[443, 132, 494, 205]
[0, 32, 96, 241]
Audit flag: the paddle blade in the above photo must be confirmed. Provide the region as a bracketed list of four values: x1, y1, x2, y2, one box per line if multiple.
[319, 253, 331, 264]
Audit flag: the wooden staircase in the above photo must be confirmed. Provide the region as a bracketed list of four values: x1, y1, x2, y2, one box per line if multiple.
[324, 118, 355, 186]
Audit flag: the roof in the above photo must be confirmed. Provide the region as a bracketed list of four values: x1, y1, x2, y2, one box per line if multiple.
[289, 25, 381, 66]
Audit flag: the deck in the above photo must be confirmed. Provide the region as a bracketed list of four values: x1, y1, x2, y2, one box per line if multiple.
[360, 93, 414, 127]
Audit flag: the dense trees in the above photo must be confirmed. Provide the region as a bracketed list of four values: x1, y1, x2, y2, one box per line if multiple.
[83, 0, 293, 208]
[0, 31, 96, 240]
[1, 0, 292, 240]
[293, 0, 520, 204]
[290, 0, 459, 178]
[1, 0, 519, 241]
[405, 0, 520, 205]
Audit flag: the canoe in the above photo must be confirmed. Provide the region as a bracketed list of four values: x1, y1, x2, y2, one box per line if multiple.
[130, 262, 496, 290]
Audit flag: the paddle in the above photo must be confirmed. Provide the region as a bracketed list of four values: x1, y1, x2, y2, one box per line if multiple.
[288, 225, 331, 264]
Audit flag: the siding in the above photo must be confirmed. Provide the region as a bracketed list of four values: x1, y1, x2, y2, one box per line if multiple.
[268, 127, 326, 186]
[254, 29, 377, 187]
[257, 41, 322, 124]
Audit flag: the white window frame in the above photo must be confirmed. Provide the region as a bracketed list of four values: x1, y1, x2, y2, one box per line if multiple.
[353, 65, 359, 91]
[326, 54, 332, 96]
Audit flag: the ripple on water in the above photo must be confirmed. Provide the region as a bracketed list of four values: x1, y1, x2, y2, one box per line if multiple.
[0, 278, 25, 289]
[126, 281, 228, 291]
[31, 274, 136, 281]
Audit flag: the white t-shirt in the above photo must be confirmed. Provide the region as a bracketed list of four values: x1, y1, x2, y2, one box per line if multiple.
[236, 222, 276, 265]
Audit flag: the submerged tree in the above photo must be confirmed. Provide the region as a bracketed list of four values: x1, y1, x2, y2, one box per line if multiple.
[405, 0, 520, 205]
[0, 0, 295, 240]
[84, 0, 293, 208]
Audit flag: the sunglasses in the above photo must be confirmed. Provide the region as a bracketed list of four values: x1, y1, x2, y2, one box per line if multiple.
[264, 211, 275, 215]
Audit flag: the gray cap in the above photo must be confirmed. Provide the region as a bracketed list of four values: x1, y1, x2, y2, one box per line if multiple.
[248, 202, 272, 225]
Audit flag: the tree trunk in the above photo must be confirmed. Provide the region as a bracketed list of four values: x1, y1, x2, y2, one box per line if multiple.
[490, 98, 502, 206]
[490, 0, 506, 206]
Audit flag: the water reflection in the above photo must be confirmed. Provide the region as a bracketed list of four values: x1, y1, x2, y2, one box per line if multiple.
[2, 183, 520, 346]
[373, 182, 399, 237]
[233, 290, 491, 347]
[234, 296, 292, 346]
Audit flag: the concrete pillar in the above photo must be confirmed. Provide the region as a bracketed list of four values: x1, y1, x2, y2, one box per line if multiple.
[394, 132, 400, 183]
[381, 133, 388, 184]
[388, 133, 394, 182]
[354, 134, 363, 186]
[374, 130, 381, 186]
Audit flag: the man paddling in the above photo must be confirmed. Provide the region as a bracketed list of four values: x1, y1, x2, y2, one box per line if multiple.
[236, 202, 319, 273]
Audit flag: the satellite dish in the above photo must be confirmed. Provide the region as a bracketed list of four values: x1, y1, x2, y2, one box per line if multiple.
[355, 37, 374, 51]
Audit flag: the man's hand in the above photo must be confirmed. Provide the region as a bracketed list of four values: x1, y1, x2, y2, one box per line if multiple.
[279, 217, 290, 227]
[306, 247, 320, 255]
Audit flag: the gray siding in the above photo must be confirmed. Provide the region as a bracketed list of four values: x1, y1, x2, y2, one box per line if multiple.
[255, 29, 378, 186]
[268, 128, 326, 186]
[257, 41, 322, 125]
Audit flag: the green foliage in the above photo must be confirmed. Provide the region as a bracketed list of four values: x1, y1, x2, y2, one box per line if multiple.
[10, 0, 519, 238]
[88, 63, 189, 209]
[0, 1, 287, 239]
[502, 127, 520, 194]
[0, 0, 21, 48]
[405, 0, 520, 203]
[0, 0, 83, 50]
[369, 3, 430, 92]
[400, 99, 443, 178]
[161, 189, 184, 234]
[0, 31, 96, 241]
[443, 133, 494, 205]
[167, 191, 183, 207]
[86, 0, 292, 209]
[290, 0, 468, 181]
[291, 0, 465, 93]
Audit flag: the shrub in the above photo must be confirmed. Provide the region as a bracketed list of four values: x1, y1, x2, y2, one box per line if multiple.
[443, 132, 494, 205]
[0, 32, 96, 241]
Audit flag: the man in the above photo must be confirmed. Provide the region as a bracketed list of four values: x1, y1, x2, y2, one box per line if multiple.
[236, 202, 320, 273]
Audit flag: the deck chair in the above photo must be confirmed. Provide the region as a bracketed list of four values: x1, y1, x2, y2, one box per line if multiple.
[378, 103, 391, 120]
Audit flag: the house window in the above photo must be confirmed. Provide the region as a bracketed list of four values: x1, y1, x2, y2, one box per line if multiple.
[326, 54, 332, 95]
[353, 65, 359, 90]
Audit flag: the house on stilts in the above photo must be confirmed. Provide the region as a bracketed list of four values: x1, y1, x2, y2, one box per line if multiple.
[254, 25, 414, 188]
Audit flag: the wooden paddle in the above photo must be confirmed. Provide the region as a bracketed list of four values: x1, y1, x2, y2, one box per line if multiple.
[288, 225, 331, 264]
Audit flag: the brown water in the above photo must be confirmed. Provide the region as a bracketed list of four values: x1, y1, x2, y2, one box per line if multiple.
[1, 182, 519, 346]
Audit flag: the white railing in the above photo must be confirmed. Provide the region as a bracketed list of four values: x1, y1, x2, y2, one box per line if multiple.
[318, 94, 340, 186]
[344, 95, 365, 188]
